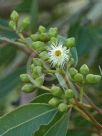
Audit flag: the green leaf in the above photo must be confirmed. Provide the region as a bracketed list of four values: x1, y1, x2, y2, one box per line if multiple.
[43, 113, 69, 136]
[0, 103, 57, 136]
[0, 67, 25, 98]
[31, 93, 53, 103]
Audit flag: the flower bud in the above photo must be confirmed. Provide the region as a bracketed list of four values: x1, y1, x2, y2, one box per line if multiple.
[10, 10, 19, 22]
[20, 74, 30, 82]
[9, 21, 16, 30]
[69, 67, 78, 77]
[39, 33, 49, 42]
[58, 103, 68, 112]
[50, 37, 58, 43]
[31, 34, 39, 41]
[86, 74, 101, 84]
[32, 41, 46, 51]
[21, 17, 30, 31]
[74, 73, 83, 83]
[48, 97, 60, 107]
[48, 27, 58, 38]
[32, 58, 42, 66]
[35, 77, 44, 87]
[65, 37, 75, 48]
[38, 25, 46, 33]
[32, 66, 42, 78]
[39, 51, 48, 60]
[80, 64, 89, 75]
[51, 85, 62, 97]
[65, 89, 74, 98]
[21, 84, 34, 93]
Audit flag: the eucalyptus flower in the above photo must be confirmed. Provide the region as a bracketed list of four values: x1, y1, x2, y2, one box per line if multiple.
[48, 41, 70, 67]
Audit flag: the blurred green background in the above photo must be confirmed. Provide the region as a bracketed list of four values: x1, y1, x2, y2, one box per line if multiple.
[0, 0, 102, 135]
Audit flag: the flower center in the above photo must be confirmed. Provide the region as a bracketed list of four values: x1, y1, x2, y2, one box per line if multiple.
[54, 50, 62, 57]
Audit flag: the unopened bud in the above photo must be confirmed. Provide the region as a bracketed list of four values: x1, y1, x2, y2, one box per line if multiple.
[51, 85, 62, 97]
[86, 74, 101, 84]
[35, 77, 44, 87]
[39, 51, 48, 60]
[21, 84, 34, 93]
[39, 33, 49, 42]
[65, 37, 75, 48]
[80, 64, 89, 75]
[21, 17, 30, 31]
[32, 41, 46, 51]
[9, 20, 16, 30]
[48, 27, 58, 38]
[38, 25, 46, 33]
[65, 89, 74, 98]
[74, 73, 83, 83]
[10, 10, 19, 22]
[20, 74, 30, 82]
[32, 58, 42, 66]
[58, 103, 68, 112]
[48, 97, 60, 107]
[69, 67, 78, 77]
[31, 33, 39, 41]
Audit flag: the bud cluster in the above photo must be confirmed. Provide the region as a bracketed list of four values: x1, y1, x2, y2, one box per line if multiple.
[48, 85, 74, 112]
[69, 64, 101, 84]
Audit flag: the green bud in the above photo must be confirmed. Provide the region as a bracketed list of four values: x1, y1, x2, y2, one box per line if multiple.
[70, 58, 75, 65]
[31, 33, 39, 41]
[51, 85, 62, 97]
[10, 10, 19, 22]
[38, 25, 46, 33]
[35, 77, 44, 87]
[48, 97, 60, 107]
[32, 66, 42, 78]
[80, 64, 89, 75]
[86, 74, 101, 84]
[65, 37, 75, 48]
[9, 20, 16, 30]
[39, 33, 49, 42]
[21, 83, 34, 93]
[58, 103, 68, 112]
[74, 73, 83, 83]
[20, 74, 30, 82]
[69, 67, 78, 77]
[32, 58, 42, 66]
[32, 41, 46, 51]
[48, 27, 58, 38]
[50, 37, 58, 43]
[21, 17, 30, 31]
[65, 89, 74, 98]
[39, 51, 48, 60]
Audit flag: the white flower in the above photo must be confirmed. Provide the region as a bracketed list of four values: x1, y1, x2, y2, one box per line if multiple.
[48, 42, 70, 67]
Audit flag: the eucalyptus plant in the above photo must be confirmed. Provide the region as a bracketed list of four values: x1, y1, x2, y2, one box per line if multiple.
[0, 10, 102, 136]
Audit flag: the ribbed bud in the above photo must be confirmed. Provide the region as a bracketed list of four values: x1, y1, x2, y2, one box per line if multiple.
[21, 17, 30, 31]
[58, 103, 68, 112]
[38, 25, 46, 33]
[32, 58, 42, 66]
[20, 74, 30, 82]
[48, 97, 60, 107]
[69, 67, 78, 77]
[51, 85, 62, 97]
[21, 84, 34, 93]
[80, 64, 89, 75]
[48, 27, 58, 38]
[39, 33, 49, 42]
[65, 37, 75, 48]
[35, 77, 44, 87]
[31, 34, 39, 41]
[86, 74, 101, 84]
[65, 89, 74, 98]
[32, 66, 42, 78]
[74, 73, 83, 83]
[9, 21, 16, 30]
[10, 10, 19, 22]
[39, 51, 48, 60]
[32, 41, 46, 51]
